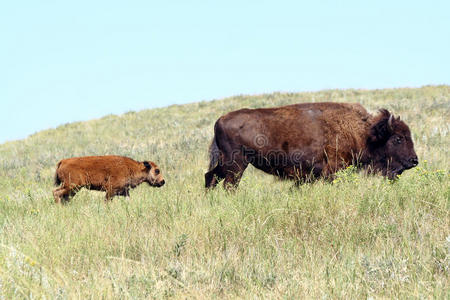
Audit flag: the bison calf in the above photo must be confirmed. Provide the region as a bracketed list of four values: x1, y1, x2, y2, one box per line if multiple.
[53, 155, 165, 203]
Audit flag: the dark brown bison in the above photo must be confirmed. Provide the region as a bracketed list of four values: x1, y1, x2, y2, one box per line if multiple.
[53, 155, 165, 203]
[205, 102, 418, 189]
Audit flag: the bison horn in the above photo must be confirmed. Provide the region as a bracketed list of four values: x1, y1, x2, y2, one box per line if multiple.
[387, 114, 394, 131]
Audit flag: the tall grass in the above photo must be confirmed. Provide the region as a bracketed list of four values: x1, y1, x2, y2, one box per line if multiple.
[0, 86, 448, 298]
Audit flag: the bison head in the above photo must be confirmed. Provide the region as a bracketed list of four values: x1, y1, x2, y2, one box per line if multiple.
[368, 109, 418, 180]
[143, 161, 165, 187]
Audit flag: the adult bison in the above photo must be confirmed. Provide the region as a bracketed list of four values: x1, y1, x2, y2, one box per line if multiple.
[205, 102, 418, 189]
[53, 155, 165, 203]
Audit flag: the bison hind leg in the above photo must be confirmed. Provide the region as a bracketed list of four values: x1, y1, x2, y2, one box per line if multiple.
[205, 157, 248, 191]
[53, 187, 76, 204]
[222, 155, 249, 191]
[205, 165, 225, 189]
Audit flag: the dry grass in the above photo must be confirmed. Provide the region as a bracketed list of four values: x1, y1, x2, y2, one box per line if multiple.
[0, 85, 448, 298]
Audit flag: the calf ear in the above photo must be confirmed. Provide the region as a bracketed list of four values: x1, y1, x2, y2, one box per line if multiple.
[143, 161, 152, 170]
[368, 109, 394, 145]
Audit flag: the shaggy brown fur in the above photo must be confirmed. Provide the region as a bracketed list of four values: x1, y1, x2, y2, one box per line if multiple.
[53, 155, 165, 203]
[205, 102, 418, 189]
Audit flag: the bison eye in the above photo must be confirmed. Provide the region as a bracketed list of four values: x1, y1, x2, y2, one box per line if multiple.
[394, 136, 403, 144]
[155, 169, 160, 175]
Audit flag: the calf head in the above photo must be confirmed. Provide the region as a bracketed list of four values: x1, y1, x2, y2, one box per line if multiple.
[143, 161, 165, 187]
[368, 109, 418, 179]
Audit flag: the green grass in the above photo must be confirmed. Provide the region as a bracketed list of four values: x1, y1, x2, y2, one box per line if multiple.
[0, 86, 449, 298]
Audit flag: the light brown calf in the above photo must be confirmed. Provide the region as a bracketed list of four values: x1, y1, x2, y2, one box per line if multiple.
[53, 155, 165, 203]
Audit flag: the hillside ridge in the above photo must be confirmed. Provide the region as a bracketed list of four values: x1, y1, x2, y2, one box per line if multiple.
[2, 85, 449, 147]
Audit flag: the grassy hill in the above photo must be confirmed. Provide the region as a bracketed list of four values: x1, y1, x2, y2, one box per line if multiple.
[0, 86, 448, 298]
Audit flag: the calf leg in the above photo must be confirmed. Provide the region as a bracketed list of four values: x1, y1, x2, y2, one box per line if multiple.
[116, 188, 130, 198]
[53, 187, 65, 204]
[321, 164, 337, 182]
[64, 190, 76, 202]
[105, 189, 116, 202]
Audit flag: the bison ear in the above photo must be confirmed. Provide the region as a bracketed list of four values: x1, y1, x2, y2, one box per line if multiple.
[143, 161, 152, 170]
[368, 109, 394, 146]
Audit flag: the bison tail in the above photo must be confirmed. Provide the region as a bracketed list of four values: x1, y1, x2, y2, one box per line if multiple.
[207, 137, 220, 171]
[54, 161, 62, 186]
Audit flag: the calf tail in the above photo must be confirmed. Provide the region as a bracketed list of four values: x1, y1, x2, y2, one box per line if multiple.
[207, 137, 220, 172]
[54, 161, 62, 186]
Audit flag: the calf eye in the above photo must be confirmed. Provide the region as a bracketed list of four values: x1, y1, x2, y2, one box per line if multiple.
[155, 169, 160, 175]
[394, 136, 403, 144]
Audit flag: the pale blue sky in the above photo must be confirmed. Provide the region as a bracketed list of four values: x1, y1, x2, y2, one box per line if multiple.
[1, 1, 449, 143]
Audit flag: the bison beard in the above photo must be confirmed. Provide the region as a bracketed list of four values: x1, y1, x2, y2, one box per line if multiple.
[205, 102, 418, 189]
